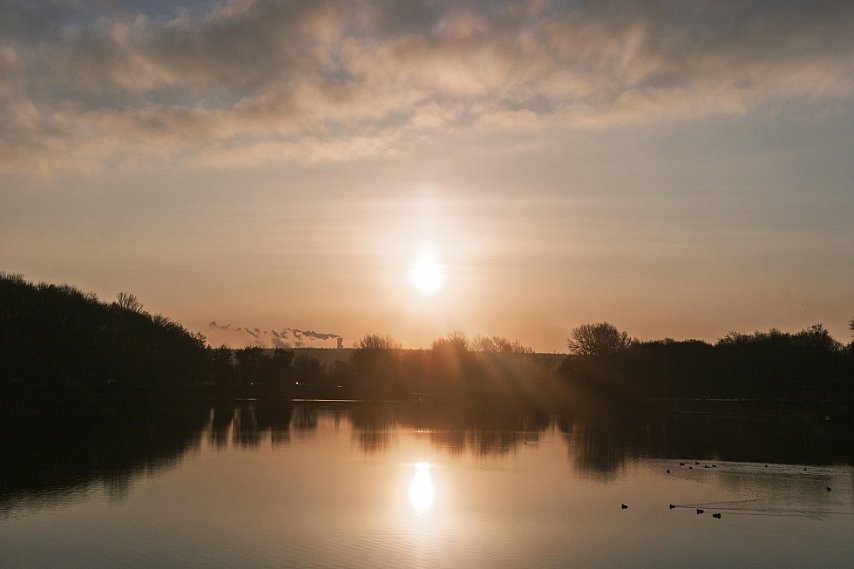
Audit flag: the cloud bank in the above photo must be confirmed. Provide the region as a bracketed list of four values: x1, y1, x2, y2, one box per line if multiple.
[2, 0, 852, 175]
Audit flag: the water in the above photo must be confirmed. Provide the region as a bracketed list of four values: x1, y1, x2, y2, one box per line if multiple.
[1, 401, 852, 568]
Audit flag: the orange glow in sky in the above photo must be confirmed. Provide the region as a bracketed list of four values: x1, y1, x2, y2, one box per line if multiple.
[1, 1, 852, 351]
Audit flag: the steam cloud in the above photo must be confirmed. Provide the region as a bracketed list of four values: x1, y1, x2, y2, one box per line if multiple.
[208, 321, 342, 348]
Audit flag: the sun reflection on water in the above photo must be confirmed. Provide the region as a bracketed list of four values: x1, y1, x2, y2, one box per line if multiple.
[409, 461, 435, 515]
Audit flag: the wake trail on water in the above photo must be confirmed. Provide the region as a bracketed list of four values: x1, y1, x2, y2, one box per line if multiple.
[670, 498, 854, 519]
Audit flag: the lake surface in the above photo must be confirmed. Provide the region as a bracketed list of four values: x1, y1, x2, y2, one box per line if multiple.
[1, 400, 853, 568]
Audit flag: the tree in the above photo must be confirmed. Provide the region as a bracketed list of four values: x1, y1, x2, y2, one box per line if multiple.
[292, 354, 323, 385]
[211, 345, 235, 390]
[431, 331, 469, 353]
[472, 335, 534, 355]
[849, 316, 853, 338]
[793, 323, 841, 352]
[567, 322, 632, 357]
[351, 334, 402, 398]
[355, 334, 401, 351]
[115, 292, 143, 313]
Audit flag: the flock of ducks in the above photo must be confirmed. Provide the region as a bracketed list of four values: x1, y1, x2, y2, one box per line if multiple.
[620, 502, 725, 519]
[619, 460, 833, 519]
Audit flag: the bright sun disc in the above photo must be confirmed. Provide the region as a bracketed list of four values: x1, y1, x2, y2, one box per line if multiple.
[410, 250, 444, 294]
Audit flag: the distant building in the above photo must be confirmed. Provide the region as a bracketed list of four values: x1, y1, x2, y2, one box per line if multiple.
[336, 337, 344, 350]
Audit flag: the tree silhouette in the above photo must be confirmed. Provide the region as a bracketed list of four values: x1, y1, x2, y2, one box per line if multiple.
[212, 345, 235, 391]
[355, 334, 401, 351]
[115, 292, 143, 313]
[292, 354, 323, 386]
[351, 334, 403, 398]
[431, 331, 470, 353]
[567, 322, 632, 357]
[472, 335, 534, 355]
[0, 274, 209, 390]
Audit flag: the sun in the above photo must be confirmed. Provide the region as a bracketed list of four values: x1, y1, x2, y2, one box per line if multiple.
[410, 248, 444, 294]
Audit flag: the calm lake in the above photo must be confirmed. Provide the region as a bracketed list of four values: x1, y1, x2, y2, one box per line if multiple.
[1, 400, 852, 568]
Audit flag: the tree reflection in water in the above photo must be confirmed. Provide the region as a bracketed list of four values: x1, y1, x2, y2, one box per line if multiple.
[347, 401, 550, 458]
[0, 394, 211, 511]
[2, 398, 851, 514]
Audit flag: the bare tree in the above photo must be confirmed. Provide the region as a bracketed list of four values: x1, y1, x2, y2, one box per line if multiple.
[115, 292, 143, 313]
[472, 335, 534, 355]
[567, 322, 632, 357]
[432, 331, 470, 353]
[355, 333, 401, 351]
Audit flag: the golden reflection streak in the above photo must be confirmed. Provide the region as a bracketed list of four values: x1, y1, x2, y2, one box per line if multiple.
[408, 461, 435, 515]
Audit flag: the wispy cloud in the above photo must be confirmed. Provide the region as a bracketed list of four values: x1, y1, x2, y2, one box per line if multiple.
[2, 0, 852, 175]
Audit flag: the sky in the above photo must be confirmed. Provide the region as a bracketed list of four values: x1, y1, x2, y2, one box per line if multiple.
[1, 0, 853, 351]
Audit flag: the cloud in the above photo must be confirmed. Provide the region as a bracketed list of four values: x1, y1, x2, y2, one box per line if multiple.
[2, 0, 852, 175]
[207, 321, 341, 348]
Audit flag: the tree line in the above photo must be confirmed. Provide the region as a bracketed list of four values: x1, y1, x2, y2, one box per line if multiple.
[2, 274, 852, 416]
[0, 274, 554, 403]
[559, 322, 854, 408]
[210, 332, 557, 406]
[0, 273, 208, 392]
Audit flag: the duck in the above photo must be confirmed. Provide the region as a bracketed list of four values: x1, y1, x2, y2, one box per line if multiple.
[621, 504, 628, 509]
[696, 508, 704, 514]
[712, 513, 722, 519]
